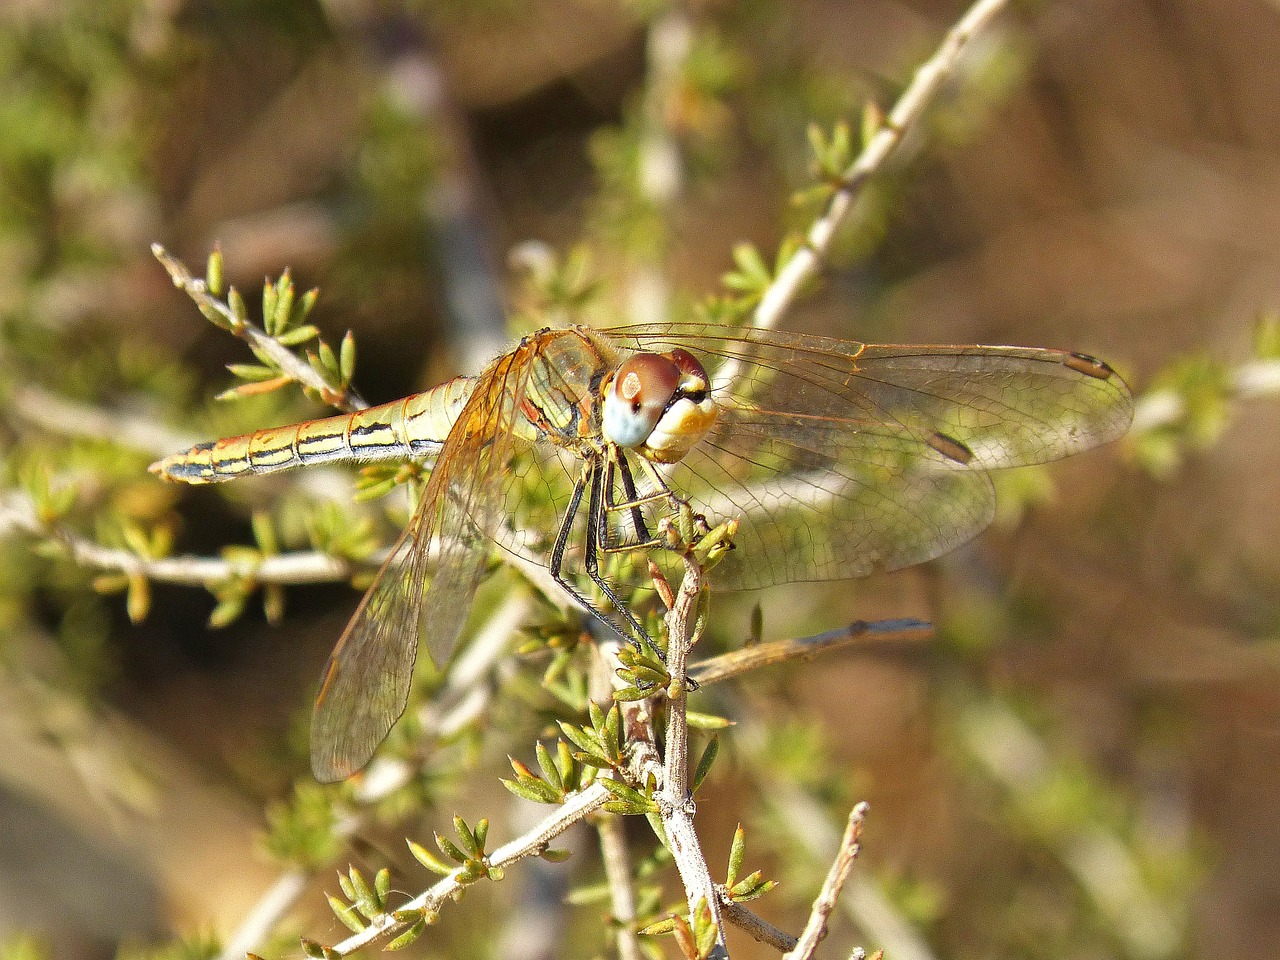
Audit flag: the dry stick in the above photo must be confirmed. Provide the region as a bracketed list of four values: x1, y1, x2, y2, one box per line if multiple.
[10, 382, 200, 457]
[689, 618, 933, 687]
[714, 0, 1015, 394]
[784, 803, 869, 960]
[721, 900, 799, 953]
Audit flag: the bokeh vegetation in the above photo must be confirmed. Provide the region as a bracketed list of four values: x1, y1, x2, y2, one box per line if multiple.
[1, 1, 1277, 959]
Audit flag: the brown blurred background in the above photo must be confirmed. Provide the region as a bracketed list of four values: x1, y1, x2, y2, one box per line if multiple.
[1, 1, 1278, 958]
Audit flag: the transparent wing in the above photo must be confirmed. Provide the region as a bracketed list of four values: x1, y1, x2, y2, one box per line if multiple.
[310, 347, 534, 782]
[604, 323, 1134, 590]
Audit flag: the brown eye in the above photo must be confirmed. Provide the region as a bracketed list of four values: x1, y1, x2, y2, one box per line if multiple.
[602, 353, 681, 448]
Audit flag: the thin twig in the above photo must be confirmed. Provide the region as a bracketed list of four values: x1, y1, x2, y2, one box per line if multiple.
[210, 593, 530, 960]
[0, 491, 362, 585]
[714, 0, 1015, 393]
[784, 803, 869, 960]
[689, 618, 933, 687]
[721, 899, 798, 952]
[588, 633, 648, 960]
[152, 244, 368, 412]
[655, 554, 729, 958]
[597, 815, 644, 960]
[328, 781, 613, 955]
[10, 383, 200, 456]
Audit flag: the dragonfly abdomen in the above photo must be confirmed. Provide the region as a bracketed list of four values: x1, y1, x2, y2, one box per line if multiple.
[150, 378, 474, 484]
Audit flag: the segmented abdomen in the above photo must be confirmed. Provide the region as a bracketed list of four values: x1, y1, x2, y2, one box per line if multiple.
[150, 377, 475, 484]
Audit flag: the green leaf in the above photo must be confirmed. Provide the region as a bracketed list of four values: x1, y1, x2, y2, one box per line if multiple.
[535, 741, 562, 792]
[600, 778, 654, 810]
[557, 721, 598, 755]
[340, 330, 357, 383]
[503, 776, 562, 804]
[262, 279, 279, 335]
[299, 287, 320, 320]
[207, 593, 246, 629]
[385, 918, 426, 951]
[276, 324, 321, 346]
[227, 286, 249, 326]
[206, 246, 224, 296]
[327, 894, 366, 933]
[613, 685, 652, 702]
[693, 897, 718, 956]
[453, 815, 477, 854]
[225, 363, 280, 381]
[726, 823, 745, 889]
[125, 574, 150, 624]
[408, 839, 452, 875]
[347, 866, 376, 913]
[685, 711, 732, 730]
[273, 272, 295, 334]
[435, 833, 466, 864]
[691, 736, 719, 793]
[318, 341, 339, 380]
[337, 871, 356, 902]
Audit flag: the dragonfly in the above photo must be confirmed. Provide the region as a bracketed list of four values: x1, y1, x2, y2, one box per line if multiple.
[151, 323, 1133, 781]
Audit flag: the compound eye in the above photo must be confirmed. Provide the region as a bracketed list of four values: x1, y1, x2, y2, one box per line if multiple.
[602, 353, 681, 449]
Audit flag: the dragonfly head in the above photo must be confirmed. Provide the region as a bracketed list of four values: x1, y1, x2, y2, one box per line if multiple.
[602, 348, 718, 464]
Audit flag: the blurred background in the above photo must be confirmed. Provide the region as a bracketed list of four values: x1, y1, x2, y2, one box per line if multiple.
[0, 1, 1277, 958]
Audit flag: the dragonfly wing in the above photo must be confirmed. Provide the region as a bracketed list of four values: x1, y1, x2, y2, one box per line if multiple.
[673, 408, 998, 587]
[605, 323, 1133, 589]
[310, 347, 535, 782]
[310, 512, 435, 782]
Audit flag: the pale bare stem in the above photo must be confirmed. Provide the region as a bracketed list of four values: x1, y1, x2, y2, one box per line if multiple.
[597, 814, 644, 960]
[720, 899, 798, 952]
[216, 869, 310, 960]
[211, 595, 529, 960]
[657, 555, 730, 958]
[713, 0, 1015, 393]
[327, 781, 613, 956]
[151, 244, 368, 412]
[783, 803, 869, 960]
[10, 383, 200, 456]
[0, 491, 360, 585]
[689, 618, 933, 687]
[588, 644, 647, 960]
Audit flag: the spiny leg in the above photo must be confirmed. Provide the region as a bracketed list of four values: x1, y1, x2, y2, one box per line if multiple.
[548, 460, 652, 650]
[598, 451, 686, 555]
[600, 454, 661, 552]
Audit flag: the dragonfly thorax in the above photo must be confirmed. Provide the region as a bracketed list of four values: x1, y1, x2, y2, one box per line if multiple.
[601, 348, 717, 464]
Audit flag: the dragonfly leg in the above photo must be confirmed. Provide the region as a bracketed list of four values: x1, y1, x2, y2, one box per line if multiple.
[598, 452, 691, 556]
[603, 455, 650, 544]
[548, 460, 653, 651]
[584, 459, 656, 647]
[599, 455, 666, 554]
